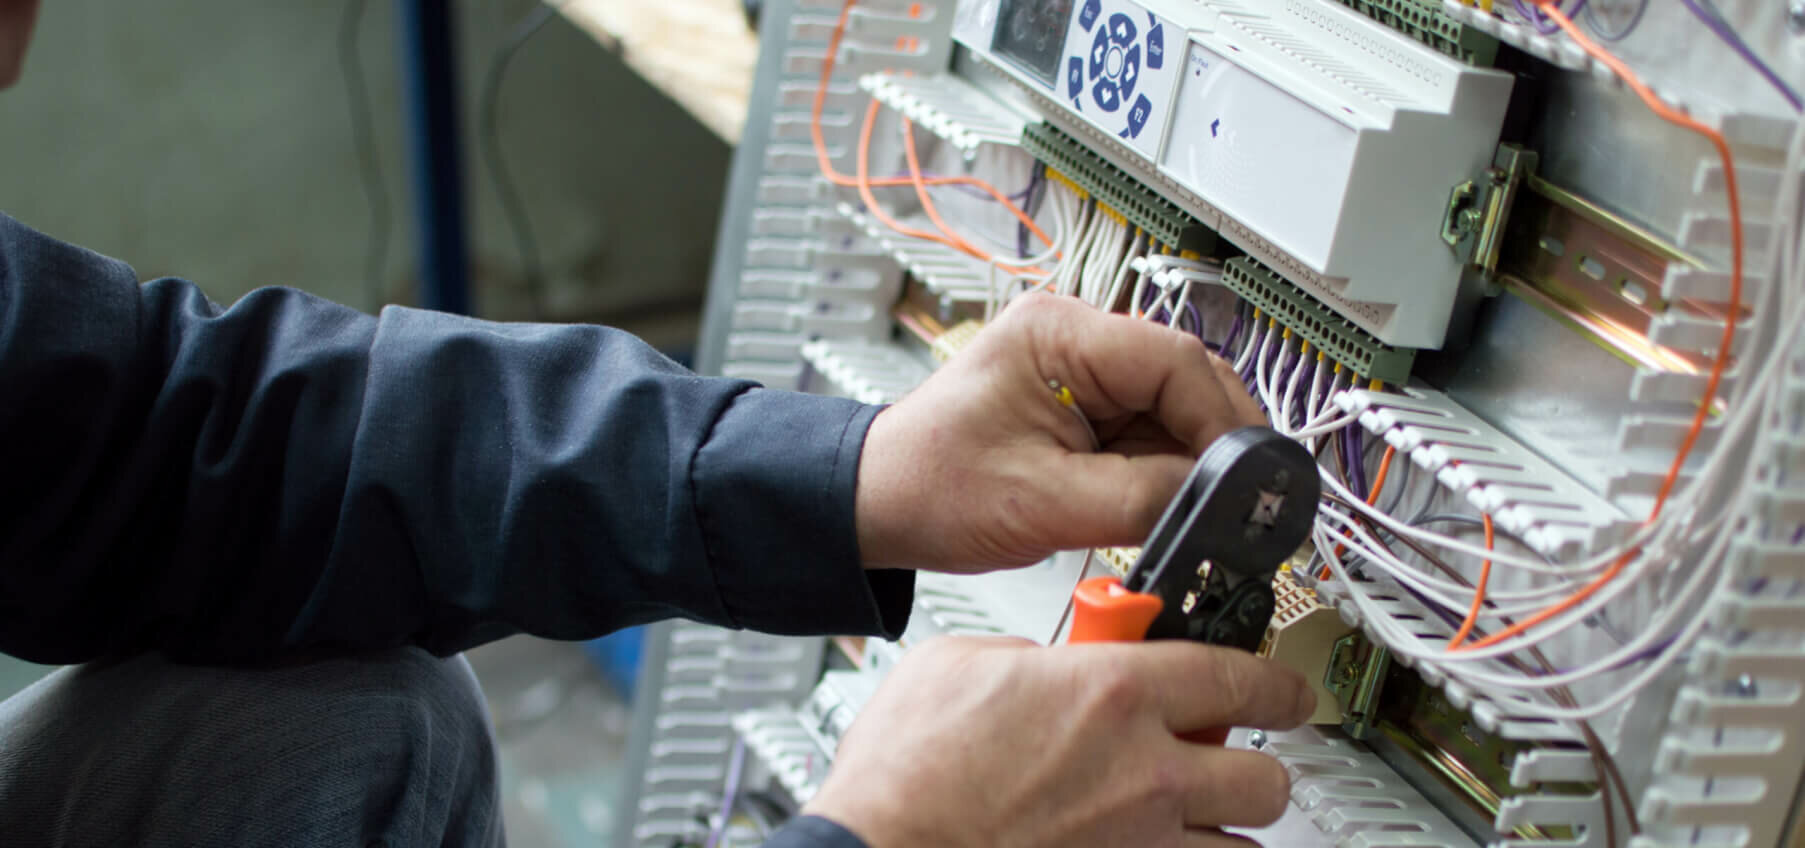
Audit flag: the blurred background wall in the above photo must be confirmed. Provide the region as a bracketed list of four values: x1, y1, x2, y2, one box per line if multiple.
[0, 0, 729, 353]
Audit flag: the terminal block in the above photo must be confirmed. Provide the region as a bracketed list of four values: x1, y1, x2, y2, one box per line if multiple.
[1332, 0, 1497, 64]
[1093, 546, 1139, 576]
[1021, 122, 1215, 256]
[929, 320, 984, 363]
[1221, 257, 1416, 383]
[1256, 569, 1350, 725]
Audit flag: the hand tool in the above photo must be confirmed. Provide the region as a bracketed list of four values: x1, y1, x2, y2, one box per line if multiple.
[1067, 425, 1320, 649]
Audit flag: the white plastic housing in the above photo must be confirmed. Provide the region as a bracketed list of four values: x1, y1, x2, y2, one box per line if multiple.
[955, 0, 1514, 348]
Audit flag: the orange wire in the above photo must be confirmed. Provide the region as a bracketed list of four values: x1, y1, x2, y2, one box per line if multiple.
[1456, 0, 1743, 652]
[809, 0, 1054, 252]
[1368, 445, 1396, 507]
[1447, 513, 1494, 650]
[1322, 444, 1399, 578]
[901, 118, 1050, 274]
[855, 100, 957, 247]
[903, 119, 1058, 251]
[852, 103, 1041, 273]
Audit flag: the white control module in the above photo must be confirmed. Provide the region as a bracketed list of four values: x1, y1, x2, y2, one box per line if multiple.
[955, 0, 1514, 349]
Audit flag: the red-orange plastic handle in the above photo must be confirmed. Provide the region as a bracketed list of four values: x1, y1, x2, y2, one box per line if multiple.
[1068, 577, 1164, 644]
[1067, 577, 1229, 746]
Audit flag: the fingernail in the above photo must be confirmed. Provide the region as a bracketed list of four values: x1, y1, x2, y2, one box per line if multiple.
[1294, 683, 1317, 724]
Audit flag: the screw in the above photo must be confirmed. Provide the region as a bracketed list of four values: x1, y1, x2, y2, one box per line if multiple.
[1248, 729, 1268, 749]
[1792, 0, 1805, 34]
[1732, 674, 1758, 697]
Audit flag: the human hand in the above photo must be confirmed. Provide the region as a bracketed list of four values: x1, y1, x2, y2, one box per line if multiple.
[803, 636, 1313, 848]
[856, 293, 1264, 572]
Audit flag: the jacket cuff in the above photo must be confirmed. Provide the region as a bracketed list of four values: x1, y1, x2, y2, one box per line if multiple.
[692, 388, 912, 638]
[761, 815, 872, 848]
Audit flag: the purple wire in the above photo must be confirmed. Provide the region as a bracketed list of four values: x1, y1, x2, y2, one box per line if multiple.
[1017, 164, 1047, 258]
[1677, 0, 1804, 112]
[889, 172, 1036, 205]
[704, 737, 748, 848]
[1237, 327, 1261, 384]
[1384, 560, 1678, 677]
[1139, 284, 1160, 319]
[1513, 0, 1563, 34]
[1220, 309, 1245, 355]
[1342, 428, 1370, 499]
[1136, 280, 1205, 338]
[1553, 638, 1675, 675]
[1275, 348, 1300, 393]
[1245, 325, 1283, 399]
[1515, 0, 1588, 35]
[1289, 359, 1317, 431]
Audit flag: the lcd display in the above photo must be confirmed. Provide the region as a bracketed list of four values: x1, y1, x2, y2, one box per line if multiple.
[991, 0, 1072, 87]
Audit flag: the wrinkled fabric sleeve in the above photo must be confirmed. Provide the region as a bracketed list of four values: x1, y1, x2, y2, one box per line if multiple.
[761, 816, 872, 848]
[0, 213, 912, 664]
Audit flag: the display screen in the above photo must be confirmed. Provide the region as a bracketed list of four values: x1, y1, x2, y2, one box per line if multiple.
[991, 0, 1072, 87]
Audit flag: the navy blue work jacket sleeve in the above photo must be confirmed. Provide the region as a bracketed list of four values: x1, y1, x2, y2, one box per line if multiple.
[762, 815, 872, 848]
[0, 213, 912, 664]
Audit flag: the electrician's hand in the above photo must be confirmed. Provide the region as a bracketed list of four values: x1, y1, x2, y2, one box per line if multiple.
[857, 292, 1263, 572]
[804, 636, 1312, 848]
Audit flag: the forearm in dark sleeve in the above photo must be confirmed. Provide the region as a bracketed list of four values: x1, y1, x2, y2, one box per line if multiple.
[0, 213, 911, 664]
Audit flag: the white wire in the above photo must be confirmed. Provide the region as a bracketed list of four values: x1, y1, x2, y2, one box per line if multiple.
[1323, 321, 1796, 662]
[1317, 505, 1592, 606]
[1314, 523, 1728, 721]
[1314, 117, 1805, 720]
[1164, 279, 1193, 329]
[1253, 331, 1291, 415]
[1101, 230, 1147, 312]
[1234, 318, 1265, 374]
[1085, 215, 1128, 308]
[1278, 346, 1312, 424]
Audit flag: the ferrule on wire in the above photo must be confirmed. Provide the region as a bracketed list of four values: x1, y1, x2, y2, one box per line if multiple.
[1047, 378, 1101, 451]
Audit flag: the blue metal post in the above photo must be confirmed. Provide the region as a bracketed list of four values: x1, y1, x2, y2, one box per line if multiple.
[396, 0, 472, 315]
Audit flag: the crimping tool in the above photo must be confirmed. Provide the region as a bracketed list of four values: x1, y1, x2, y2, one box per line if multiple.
[1067, 426, 1320, 648]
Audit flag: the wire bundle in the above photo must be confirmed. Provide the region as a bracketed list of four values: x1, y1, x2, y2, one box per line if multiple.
[1307, 0, 1801, 764]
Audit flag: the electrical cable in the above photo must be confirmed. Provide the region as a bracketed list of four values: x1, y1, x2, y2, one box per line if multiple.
[704, 736, 749, 848]
[1511, 0, 1570, 34]
[1581, 0, 1647, 42]
[339, 0, 392, 313]
[1676, 0, 1804, 112]
[898, 118, 1042, 274]
[1446, 513, 1493, 649]
[479, 0, 561, 319]
[1320, 496, 1637, 839]
[1018, 163, 1046, 259]
[1407, 513, 1630, 645]
[1323, 443, 1394, 576]
[1457, 0, 1746, 652]
[855, 102, 1024, 270]
[810, 0, 1054, 258]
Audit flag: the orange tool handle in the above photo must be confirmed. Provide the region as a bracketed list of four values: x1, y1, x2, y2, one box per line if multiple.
[1068, 577, 1163, 644]
[1066, 576, 1229, 746]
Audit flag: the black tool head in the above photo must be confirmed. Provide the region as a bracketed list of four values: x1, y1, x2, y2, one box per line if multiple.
[1123, 426, 1321, 645]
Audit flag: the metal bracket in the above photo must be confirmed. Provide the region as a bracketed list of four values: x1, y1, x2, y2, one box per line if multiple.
[1440, 179, 1480, 250]
[1324, 632, 1392, 741]
[1441, 144, 1539, 285]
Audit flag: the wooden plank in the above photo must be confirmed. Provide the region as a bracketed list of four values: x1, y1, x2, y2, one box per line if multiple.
[558, 0, 758, 143]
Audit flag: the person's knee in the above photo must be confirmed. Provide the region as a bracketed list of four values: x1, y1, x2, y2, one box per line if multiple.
[0, 647, 501, 847]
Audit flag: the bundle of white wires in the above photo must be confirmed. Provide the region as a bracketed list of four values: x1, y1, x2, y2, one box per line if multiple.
[1304, 119, 1805, 722]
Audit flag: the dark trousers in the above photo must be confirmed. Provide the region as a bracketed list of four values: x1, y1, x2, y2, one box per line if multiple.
[0, 648, 503, 847]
